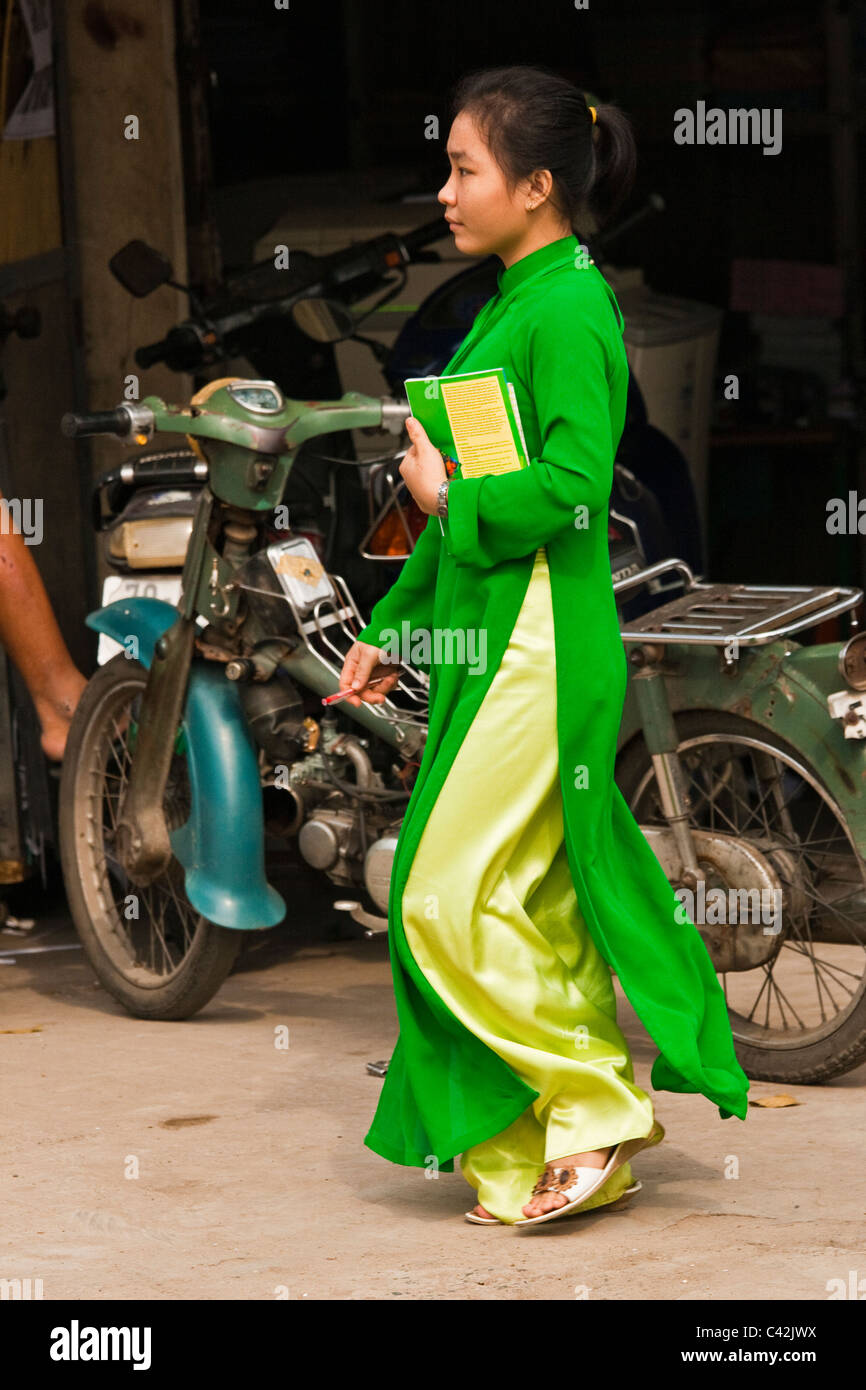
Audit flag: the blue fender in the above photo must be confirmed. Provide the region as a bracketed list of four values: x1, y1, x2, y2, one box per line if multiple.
[85, 598, 285, 931]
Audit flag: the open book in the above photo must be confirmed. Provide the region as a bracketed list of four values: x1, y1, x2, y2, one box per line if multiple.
[404, 368, 529, 534]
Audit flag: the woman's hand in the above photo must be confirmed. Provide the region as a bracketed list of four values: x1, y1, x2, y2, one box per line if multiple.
[338, 640, 402, 708]
[399, 417, 448, 514]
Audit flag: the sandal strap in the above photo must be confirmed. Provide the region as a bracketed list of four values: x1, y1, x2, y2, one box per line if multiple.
[530, 1164, 586, 1197]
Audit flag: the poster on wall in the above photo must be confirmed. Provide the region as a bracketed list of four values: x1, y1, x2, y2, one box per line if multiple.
[3, 0, 54, 141]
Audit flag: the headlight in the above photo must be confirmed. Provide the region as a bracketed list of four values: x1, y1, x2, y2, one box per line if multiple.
[838, 631, 866, 690]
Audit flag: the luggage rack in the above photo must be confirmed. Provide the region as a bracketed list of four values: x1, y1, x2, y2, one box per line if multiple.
[231, 547, 430, 741]
[303, 572, 430, 724]
[615, 559, 863, 647]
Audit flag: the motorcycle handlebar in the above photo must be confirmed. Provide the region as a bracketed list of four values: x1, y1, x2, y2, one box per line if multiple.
[135, 323, 207, 370]
[63, 393, 397, 445]
[60, 407, 133, 439]
[135, 338, 172, 369]
[129, 219, 451, 371]
[398, 215, 451, 256]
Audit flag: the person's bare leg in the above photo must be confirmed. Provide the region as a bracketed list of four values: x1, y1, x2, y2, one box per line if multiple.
[0, 525, 87, 760]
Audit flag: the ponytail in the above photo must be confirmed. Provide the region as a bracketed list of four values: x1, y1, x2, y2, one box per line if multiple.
[586, 101, 638, 227]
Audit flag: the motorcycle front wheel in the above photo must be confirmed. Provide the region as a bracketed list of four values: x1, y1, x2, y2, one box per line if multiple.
[59, 653, 242, 1019]
[617, 709, 866, 1084]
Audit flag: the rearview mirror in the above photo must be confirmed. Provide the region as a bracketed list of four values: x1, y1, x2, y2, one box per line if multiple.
[290, 297, 356, 344]
[109, 240, 174, 298]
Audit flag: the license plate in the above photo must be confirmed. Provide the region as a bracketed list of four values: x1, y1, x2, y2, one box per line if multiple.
[97, 574, 183, 664]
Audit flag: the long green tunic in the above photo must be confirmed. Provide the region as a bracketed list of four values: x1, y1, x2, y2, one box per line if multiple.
[356, 233, 750, 1171]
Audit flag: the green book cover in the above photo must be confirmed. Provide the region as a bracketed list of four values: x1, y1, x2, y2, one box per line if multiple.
[404, 368, 530, 482]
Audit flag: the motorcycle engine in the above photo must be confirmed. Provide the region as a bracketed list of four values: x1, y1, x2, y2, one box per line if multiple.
[296, 771, 401, 907]
[238, 671, 306, 763]
[230, 544, 408, 911]
[363, 832, 401, 914]
[258, 714, 404, 910]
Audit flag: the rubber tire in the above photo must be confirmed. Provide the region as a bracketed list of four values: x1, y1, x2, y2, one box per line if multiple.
[59, 653, 242, 1020]
[615, 708, 866, 1084]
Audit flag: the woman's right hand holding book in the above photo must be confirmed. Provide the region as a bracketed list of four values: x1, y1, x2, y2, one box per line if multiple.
[338, 641, 402, 708]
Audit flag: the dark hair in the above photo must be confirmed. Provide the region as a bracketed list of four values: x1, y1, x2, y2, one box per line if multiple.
[450, 65, 636, 229]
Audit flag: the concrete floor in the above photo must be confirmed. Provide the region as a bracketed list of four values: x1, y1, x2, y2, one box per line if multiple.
[2, 899, 864, 1302]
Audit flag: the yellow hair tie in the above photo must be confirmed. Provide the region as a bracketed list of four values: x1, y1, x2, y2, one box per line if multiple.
[588, 105, 597, 124]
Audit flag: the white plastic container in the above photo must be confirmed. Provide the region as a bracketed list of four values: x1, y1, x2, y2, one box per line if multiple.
[618, 289, 723, 547]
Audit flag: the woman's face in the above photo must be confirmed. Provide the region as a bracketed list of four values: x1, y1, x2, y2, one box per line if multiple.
[438, 110, 537, 261]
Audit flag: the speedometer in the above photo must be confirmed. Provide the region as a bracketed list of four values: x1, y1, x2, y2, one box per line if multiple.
[226, 381, 285, 414]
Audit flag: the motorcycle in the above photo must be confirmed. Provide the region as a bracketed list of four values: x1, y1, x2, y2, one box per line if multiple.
[59, 373, 866, 1089]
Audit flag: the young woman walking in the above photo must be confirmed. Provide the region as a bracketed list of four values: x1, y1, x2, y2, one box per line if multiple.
[340, 66, 749, 1229]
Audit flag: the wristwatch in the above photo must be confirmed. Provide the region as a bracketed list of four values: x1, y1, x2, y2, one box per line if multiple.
[436, 479, 450, 518]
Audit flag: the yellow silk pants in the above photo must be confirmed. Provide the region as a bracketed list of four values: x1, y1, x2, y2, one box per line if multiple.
[401, 546, 656, 1223]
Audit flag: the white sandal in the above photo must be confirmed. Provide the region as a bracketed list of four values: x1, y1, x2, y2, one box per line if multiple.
[464, 1207, 503, 1225]
[514, 1120, 664, 1230]
[464, 1178, 643, 1225]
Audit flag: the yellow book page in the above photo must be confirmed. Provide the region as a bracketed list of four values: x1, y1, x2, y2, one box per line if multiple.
[440, 375, 522, 477]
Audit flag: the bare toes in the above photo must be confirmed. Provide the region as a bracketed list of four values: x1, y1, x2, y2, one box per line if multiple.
[522, 1193, 566, 1218]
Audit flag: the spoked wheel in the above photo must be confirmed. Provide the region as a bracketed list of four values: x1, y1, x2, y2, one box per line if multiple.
[617, 710, 866, 1082]
[59, 653, 241, 1019]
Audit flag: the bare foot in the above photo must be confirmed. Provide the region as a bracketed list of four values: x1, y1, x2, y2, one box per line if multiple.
[521, 1146, 613, 1220]
[35, 672, 88, 762]
[470, 1203, 498, 1221]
